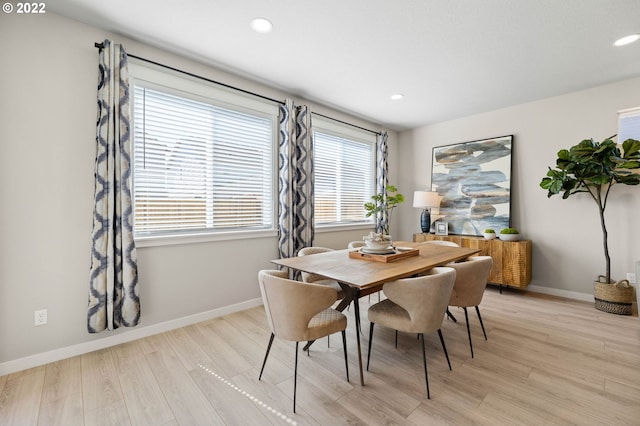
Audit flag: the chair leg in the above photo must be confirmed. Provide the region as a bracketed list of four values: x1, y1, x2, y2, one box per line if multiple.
[475, 306, 487, 340]
[437, 329, 452, 371]
[420, 333, 430, 399]
[293, 341, 299, 413]
[446, 308, 458, 322]
[464, 307, 474, 358]
[396, 330, 399, 348]
[367, 322, 375, 371]
[341, 330, 349, 382]
[259, 333, 275, 380]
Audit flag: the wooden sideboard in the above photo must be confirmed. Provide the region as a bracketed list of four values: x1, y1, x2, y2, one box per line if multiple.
[413, 233, 532, 289]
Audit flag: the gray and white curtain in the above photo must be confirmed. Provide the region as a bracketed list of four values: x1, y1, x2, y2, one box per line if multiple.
[88, 39, 139, 333]
[278, 99, 314, 261]
[375, 131, 389, 234]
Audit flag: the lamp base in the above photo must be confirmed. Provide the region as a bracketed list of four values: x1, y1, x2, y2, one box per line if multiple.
[420, 209, 431, 233]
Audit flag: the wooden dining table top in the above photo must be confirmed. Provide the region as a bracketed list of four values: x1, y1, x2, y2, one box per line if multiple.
[271, 240, 480, 291]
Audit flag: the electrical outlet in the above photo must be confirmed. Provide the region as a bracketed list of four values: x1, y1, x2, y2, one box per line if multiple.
[627, 272, 637, 284]
[34, 309, 47, 326]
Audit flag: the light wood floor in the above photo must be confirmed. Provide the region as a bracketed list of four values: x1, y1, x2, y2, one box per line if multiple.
[2, 287, 639, 425]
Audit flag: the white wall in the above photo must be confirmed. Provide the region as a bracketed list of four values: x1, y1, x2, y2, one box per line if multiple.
[0, 13, 397, 373]
[396, 77, 640, 297]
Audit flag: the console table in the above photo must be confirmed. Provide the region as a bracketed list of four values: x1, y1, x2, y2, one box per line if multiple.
[413, 233, 532, 290]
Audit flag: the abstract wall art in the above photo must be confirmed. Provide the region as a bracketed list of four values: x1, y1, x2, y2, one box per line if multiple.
[430, 135, 513, 236]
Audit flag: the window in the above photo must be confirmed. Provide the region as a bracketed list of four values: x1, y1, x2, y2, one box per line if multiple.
[129, 62, 278, 242]
[313, 117, 376, 228]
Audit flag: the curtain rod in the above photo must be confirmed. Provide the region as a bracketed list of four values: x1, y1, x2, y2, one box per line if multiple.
[94, 42, 382, 136]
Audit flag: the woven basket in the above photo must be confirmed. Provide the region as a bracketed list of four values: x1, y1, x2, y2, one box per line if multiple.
[594, 277, 634, 315]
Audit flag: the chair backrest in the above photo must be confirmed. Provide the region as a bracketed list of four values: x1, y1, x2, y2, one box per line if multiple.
[258, 270, 338, 341]
[422, 240, 460, 247]
[348, 241, 366, 249]
[382, 267, 456, 334]
[297, 246, 334, 283]
[447, 256, 493, 307]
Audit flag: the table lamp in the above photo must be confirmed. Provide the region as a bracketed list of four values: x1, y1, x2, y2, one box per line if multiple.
[413, 191, 440, 233]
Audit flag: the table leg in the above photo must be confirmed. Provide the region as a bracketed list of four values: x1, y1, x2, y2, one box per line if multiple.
[352, 288, 365, 386]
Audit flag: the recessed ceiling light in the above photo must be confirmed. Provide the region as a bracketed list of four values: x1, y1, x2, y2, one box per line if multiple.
[390, 94, 404, 101]
[613, 33, 640, 47]
[250, 17, 273, 34]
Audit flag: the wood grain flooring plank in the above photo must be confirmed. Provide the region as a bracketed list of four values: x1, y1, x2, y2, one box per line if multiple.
[80, 348, 123, 413]
[0, 368, 45, 426]
[145, 349, 224, 425]
[83, 400, 131, 426]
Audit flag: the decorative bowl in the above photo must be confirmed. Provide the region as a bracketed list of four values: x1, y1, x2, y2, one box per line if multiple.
[364, 240, 391, 250]
[363, 231, 392, 250]
[499, 233, 520, 241]
[483, 232, 496, 240]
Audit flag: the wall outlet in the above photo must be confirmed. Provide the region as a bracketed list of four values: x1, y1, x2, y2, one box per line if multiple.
[34, 309, 47, 326]
[627, 272, 636, 284]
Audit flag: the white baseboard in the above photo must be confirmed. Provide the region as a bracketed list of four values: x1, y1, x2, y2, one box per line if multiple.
[526, 285, 594, 302]
[0, 298, 263, 376]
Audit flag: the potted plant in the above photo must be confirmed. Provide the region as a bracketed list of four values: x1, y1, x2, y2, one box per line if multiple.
[499, 228, 520, 241]
[364, 184, 405, 237]
[540, 137, 640, 314]
[483, 228, 496, 240]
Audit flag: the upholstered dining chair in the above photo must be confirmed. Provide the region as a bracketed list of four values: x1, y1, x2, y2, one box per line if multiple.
[348, 240, 381, 303]
[421, 240, 460, 247]
[446, 256, 493, 358]
[347, 240, 366, 249]
[297, 247, 345, 300]
[257, 270, 349, 413]
[366, 267, 456, 399]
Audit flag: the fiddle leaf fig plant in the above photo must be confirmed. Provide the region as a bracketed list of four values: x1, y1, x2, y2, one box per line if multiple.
[364, 184, 405, 235]
[540, 137, 640, 284]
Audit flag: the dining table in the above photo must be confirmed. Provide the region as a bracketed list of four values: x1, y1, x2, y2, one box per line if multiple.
[271, 240, 480, 386]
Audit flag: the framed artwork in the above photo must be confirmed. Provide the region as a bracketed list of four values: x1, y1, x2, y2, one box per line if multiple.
[435, 221, 448, 235]
[431, 135, 513, 236]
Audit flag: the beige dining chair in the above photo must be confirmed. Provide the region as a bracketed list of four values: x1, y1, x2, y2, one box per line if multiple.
[421, 240, 460, 247]
[421, 240, 460, 322]
[297, 247, 345, 300]
[447, 256, 493, 358]
[257, 270, 349, 413]
[366, 267, 456, 399]
[348, 240, 381, 303]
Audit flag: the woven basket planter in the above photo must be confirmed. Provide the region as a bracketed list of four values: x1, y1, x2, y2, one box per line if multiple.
[594, 277, 635, 315]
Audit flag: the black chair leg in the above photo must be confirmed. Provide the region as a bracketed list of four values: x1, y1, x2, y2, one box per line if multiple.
[293, 341, 299, 413]
[341, 330, 349, 382]
[367, 322, 375, 370]
[446, 308, 458, 322]
[259, 333, 275, 380]
[420, 333, 430, 399]
[475, 306, 487, 340]
[464, 307, 474, 358]
[437, 329, 452, 371]
[396, 330, 399, 348]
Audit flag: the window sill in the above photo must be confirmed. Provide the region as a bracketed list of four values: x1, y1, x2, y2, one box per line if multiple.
[135, 229, 278, 248]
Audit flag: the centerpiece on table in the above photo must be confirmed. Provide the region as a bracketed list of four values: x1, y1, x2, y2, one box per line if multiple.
[364, 184, 405, 247]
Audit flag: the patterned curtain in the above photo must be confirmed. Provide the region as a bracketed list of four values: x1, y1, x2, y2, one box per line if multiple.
[278, 99, 314, 262]
[375, 131, 389, 234]
[88, 40, 139, 333]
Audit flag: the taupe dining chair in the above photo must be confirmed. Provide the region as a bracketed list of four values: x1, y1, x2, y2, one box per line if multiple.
[366, 267, 456, 399]
[447, 256, 493, 358]
[257, 270, 349, 413]
[422, 240, 460, 322]
[297, 247, 344, 299]
[421, 240, 460, 247]
[348, 240, 380, 303]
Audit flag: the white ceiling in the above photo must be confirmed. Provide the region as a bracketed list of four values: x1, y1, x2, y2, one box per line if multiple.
[49, 0, 640, 131]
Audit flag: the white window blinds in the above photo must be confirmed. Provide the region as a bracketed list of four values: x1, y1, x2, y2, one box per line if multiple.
[313, 120, 376, 226]
[132, 85, 275, 237]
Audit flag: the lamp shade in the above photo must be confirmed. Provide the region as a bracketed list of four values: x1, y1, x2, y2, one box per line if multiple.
[413, 191, 440, 208]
